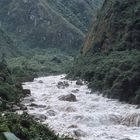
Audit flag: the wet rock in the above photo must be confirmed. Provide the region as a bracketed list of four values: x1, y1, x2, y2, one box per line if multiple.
[58, 94, 77, 102]
[68, 125, 78, 128]
[37, 105, 46, 108]
[12, 105, 20, 111]
[29, 103, 46, 108]
[73, 129, 86, 137]
[73, 115, 84, 121]
[30, 103, 38, 107]
[20, 105, 27, 110]
[31, 114, 47, 121]
[65, 106, 76, 112]
[15, 83, 22, 89]
[23, 89, 31, 95]
[71, 89, 79, 93]
[38, 80, 43, 83]
[57, 81, 69, 89]
[57, 81, 63, 87]
[86, 92, 91, 94]
[47, 110, 56, 116]
[21, 98, 35, 105]
[76, 80, 83, 85]
[136, 105, 140, 109]
[39, 114, 47, 120]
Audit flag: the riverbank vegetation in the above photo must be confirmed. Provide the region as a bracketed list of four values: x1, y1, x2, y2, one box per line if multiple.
[68, 50, 140, 104]
[0, 50, 73, 140]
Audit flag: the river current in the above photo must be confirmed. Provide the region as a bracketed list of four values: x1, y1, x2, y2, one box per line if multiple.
[21, 75, 140, 140]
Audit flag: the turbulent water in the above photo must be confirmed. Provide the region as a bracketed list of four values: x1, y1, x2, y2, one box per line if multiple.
[22, 75, 140, 140]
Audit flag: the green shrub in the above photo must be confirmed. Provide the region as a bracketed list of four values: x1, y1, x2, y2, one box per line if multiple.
[69, 50, 140, 104]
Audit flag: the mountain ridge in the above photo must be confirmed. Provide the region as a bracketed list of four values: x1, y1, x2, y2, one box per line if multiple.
[0, 0, 103, 56]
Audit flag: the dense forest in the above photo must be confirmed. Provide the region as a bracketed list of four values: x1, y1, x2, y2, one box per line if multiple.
[69, 0, 140, 104]
[0, 0, 140, 139]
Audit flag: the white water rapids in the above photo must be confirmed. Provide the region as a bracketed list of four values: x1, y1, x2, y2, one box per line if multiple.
[21, 75, 140, 140]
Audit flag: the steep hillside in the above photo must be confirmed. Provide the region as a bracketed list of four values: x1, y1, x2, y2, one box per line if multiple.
[46, 0, 103, 32]
[69, 0, 140, 104]
[0, 0, 103, 54]
[82, 0, 140, 54]
[0, 28, 19, 57]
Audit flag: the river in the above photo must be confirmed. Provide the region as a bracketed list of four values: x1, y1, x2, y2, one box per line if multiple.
[21, 75, 140, 140]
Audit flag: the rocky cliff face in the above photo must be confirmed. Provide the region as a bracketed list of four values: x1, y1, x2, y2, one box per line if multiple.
[0, 0, 103, 54]
[69, 0, 140, 104]
[82, 0, 140, 55]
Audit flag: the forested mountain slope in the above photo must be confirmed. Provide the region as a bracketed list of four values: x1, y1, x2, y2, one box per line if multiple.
[69, 0, 140, 104]
[82, 0, 140, 54]
[0, 28, 19, 57]
[46, 0, 103, 32]
[0, 0, 103, 55]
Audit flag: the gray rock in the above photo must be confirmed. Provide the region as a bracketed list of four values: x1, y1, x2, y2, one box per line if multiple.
[76, 80, 83, 85]
[30, 103, 38, 107]
[20, 105, 27, 110]
[36, 105, 46, 108]
[57, 81, 69, 89]
[136, 105, 140, 109]
[73, 129, 86, 137]
[58, 94, 77, 102]
[47, 110, 56, 116]
[68, 125, 78, 128]
[31, 114, 47, 121]
[21, 98, 35, 105]
[65, 106, 76, 112]
[38, 80, 43, 83]
[71, 89, 79, 93]
[23, 89, 31, 95]
[30, 103, 46, 108]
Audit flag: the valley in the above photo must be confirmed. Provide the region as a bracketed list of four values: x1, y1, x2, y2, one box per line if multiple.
[0, 0, 140, 140]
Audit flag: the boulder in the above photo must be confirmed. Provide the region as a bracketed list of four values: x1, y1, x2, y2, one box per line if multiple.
[68, 125, 78, 128]
[38, 80, 43, 83]
[21, 98, 35, 105]
[76, 80, 83, 85]
[20, 105, 27, 110]
[136, 105, 140, 109]
[47, 110, 56, 116]
[23, 89, 31, 95]
[31, 114, 47, 121]
[30, 103, 38, 107]
[73, 129, 86, 137]
[65, 106, 76, 112]
[57, 81, 69, 89]
[15, 83, 22, 89]
[71, 89, 79, 93]
[36, 105, 46, 108]
[58, 94, 77, 102]
[30, 103, 46, 108]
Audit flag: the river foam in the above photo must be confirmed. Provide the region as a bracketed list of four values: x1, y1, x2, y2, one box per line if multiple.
[22, 75, 140, 140]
